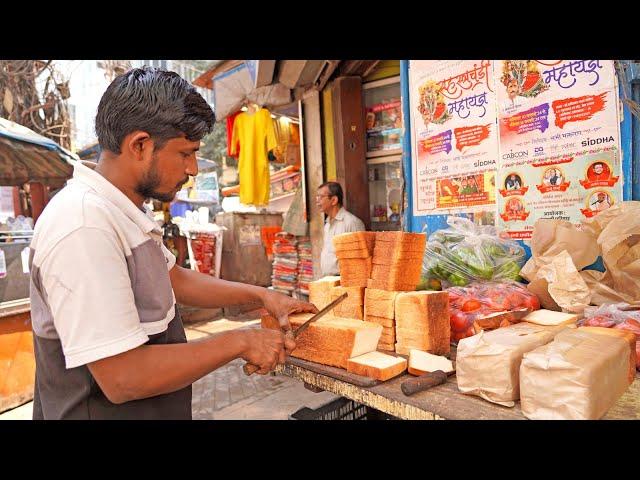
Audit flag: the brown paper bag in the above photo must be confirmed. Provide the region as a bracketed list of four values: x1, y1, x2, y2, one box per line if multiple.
[520, 328, 633, 420]
[521, 202, 640, 309]
[456, 322, 569, 407]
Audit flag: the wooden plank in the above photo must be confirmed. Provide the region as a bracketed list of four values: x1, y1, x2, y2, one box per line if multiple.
[192, 60, 243, 90]
[361, 61, 381, 79]
[279, 61, 309, 89]
[339, 60, 364, 76]
[297, 60, 327, 88]
[253, 60, 275, 88]
[331, 76, 370, 229]
[321, 85, 337, 181]
[301, 90, 324, 279]
[277, 355, 640, 420]
[314, 61, 340, 91]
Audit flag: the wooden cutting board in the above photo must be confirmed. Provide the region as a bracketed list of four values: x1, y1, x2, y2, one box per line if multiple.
[285, 357, 382, 387]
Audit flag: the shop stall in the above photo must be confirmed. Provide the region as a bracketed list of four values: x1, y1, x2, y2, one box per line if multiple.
[0, 117, 74, 413]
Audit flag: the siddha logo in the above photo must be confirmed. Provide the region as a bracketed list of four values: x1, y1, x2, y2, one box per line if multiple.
[502, 149, 528, 160]
[581, 136, 614, 147]
[474, 159, 496, 168]
[533, 147, 544, 156]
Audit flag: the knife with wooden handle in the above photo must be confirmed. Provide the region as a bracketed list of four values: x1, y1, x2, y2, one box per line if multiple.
[401, 370, 455, 396]
[243, 293, 349, 376]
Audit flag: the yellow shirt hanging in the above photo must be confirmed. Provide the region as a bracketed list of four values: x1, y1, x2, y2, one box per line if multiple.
[230, 108, 277, 206]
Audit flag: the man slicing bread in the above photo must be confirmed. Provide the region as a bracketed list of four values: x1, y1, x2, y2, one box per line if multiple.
[316, 181, 365, 277]
[28, 68, 317, 420]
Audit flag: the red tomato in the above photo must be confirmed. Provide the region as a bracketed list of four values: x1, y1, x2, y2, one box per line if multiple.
[584, 316, 616, 328]
[506, 292, 524, 308]
[521, 295, 541, 311]
[450, 311, 470, 332]
[614, 319, 640, 337]
[484, 295, 511, 312]
[462, 299, 482, 312]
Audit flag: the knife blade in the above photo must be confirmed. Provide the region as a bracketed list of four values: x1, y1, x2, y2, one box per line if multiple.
[242, 292, 349, 376]
[292, 292, 348, 339]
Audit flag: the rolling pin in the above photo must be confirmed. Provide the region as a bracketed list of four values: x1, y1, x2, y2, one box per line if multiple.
[401, 370, 455, 396]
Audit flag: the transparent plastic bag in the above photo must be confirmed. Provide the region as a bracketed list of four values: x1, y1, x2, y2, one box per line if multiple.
[446, 281, 541, 344]
[421, 217, 526, 289]
[580, 303, 640, 369]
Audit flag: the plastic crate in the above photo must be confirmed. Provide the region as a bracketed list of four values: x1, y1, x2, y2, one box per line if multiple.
[289, 397, 397, 420]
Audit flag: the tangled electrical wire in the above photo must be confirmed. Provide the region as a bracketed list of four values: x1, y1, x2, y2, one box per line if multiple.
[0, 60, 71, 149]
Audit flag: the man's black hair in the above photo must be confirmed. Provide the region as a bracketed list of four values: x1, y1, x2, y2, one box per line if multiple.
[95, 66, 215, 154]
[318, 181, 344, 207]
[593, 162, 604, 168]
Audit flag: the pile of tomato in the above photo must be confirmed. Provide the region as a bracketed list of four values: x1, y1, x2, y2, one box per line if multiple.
[447, 282, 541, 343]
[582, 311, 640, 369]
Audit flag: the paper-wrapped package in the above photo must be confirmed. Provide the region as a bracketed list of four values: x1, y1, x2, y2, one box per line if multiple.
[520, 328, 635, 420]
[456, 322, 568, 407]
[521, 202, 640, 311]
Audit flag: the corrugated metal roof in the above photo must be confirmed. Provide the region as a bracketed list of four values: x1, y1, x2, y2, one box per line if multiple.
[0, 117, 75, 187]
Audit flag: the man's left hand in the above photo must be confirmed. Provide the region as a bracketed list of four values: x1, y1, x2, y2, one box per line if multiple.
[261, 290, 318, 333]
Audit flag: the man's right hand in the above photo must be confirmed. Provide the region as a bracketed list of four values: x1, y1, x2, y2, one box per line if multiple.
[241, 329, 291, 375]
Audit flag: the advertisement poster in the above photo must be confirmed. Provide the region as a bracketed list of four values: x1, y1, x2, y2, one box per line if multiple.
[495, 60, 622, 239]
[366, 99, 403, 152]
[409, 60, 499, 216]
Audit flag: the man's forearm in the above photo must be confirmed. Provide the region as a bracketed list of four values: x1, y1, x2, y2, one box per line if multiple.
[170, 265, 266, 308]
[88, 329, 248, 404]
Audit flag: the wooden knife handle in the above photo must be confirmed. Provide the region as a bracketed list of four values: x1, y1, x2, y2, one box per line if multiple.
[243, 363, 260, 376]
[401, 370, 449, 396]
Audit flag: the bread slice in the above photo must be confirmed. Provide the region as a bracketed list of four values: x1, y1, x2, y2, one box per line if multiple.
[367, 278, 417, 292]
[339, 257, 373, 287]
[371, 263, 423, 285]
[333, 232, 376, 255]
[408, 349, 454, 376]
[364, 289, 399, 319]
[395, 291, 450, 355]
[375, 231, 426, 244]
[330, 286, 365, 319]
[261, 313, 382, 368]
[365, 315, 395, 328]
[380, 330, 396, 343]
[523, 309, 580, 326]
[309, 276, 341, 310]
[347, 351, 407, 381]
[331, 285, 365, 303]
[334, 249, 371, 259]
